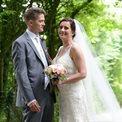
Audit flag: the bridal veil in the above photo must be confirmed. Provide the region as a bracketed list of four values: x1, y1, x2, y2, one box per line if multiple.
[73, 19, 122, 121]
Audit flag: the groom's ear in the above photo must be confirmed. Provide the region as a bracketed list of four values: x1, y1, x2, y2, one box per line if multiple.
[27, 20, 33, 27]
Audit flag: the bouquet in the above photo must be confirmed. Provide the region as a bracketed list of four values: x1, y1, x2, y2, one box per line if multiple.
[44, 64, 67, 82]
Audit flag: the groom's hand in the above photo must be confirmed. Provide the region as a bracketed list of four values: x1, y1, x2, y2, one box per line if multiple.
[29, 100, 41, 112]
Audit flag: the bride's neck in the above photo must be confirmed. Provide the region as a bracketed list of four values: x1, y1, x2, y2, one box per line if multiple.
[63, 40, 72, 48]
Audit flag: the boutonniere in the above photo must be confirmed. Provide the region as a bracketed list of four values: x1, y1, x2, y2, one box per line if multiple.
[40, 35, 47, 41]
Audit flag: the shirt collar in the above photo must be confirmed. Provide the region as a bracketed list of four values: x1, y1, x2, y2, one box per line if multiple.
[26, 29, 39, 40]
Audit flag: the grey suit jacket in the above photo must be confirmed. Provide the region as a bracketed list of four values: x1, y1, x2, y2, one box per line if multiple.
[12, 32, 51, 107]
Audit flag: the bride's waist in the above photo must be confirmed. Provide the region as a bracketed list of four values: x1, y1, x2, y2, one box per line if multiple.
[58, 80, 84, 91]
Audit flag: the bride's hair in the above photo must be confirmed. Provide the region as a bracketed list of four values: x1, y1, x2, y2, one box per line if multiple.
[59, 18, 76, 37]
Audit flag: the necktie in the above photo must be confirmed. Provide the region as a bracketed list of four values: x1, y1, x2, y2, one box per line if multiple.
[35, 36, 48, 67]
[35, 36, 50, 89]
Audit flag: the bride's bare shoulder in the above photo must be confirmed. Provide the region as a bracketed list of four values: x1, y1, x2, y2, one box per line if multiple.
[71, 42, 81, 52]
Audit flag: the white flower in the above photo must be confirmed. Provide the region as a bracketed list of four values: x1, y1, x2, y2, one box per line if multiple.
[32, 2, 38, 8]
[40, 35, 47, 40]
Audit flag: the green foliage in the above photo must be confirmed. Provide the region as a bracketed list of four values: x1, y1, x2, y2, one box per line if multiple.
[54, 95, 59, 122]
[113, 82, 122, 106]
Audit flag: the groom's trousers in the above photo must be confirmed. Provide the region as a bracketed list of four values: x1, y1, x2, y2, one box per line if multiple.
[23, 89, 54, 122]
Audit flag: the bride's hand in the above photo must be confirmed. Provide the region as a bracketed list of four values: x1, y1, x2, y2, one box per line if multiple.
[58, 80, 63, 85]
[52, 79, 63, 85]
[52, 79, 59, 85]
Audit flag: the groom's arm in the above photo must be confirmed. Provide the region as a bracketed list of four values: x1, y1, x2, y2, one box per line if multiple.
[12, 40, 41, 112]
[12, 40, 35, 104]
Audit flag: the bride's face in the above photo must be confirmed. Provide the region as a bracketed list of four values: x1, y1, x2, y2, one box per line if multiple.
[58, 21, 74, 40]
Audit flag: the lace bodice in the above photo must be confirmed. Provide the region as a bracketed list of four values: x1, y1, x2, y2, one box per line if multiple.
[53, 46, 76, 77]
[53, 46, 90, 122]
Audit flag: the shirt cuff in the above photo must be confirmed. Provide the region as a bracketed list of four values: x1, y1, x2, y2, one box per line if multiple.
[27, 99, 36, 106]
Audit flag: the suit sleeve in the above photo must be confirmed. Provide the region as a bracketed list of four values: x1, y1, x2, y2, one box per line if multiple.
[12, 41, 35, 104]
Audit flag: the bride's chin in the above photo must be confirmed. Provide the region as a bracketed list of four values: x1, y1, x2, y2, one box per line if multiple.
[60, 36, 65, 40]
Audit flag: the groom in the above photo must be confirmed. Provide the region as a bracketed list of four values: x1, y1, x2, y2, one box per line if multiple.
[12, 7, 55, 122]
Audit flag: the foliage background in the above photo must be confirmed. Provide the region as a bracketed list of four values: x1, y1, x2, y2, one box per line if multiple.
[0, 0, 122, 122]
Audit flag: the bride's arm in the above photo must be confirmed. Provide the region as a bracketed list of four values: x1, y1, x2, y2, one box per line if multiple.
[59, 43, 87, 84]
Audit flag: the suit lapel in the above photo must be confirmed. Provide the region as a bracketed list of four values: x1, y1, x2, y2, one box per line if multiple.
[40, 39, 51, 65]
[24, 32, 45, 67]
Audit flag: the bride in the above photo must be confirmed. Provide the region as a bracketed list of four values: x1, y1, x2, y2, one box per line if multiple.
[53, 18, 122, 122]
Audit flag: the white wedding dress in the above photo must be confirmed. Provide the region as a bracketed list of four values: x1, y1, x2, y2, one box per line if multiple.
[53, 46, 91, 122]
[53, 46, 122, 122]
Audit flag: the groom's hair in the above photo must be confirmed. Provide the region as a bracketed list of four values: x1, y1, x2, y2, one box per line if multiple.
[24, 7, 46, 23]
[59, 18, 76, 38]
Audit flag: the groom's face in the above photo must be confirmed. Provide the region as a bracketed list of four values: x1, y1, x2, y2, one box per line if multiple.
[58, 21, 74, 40]
[28, 14, 45, 34]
